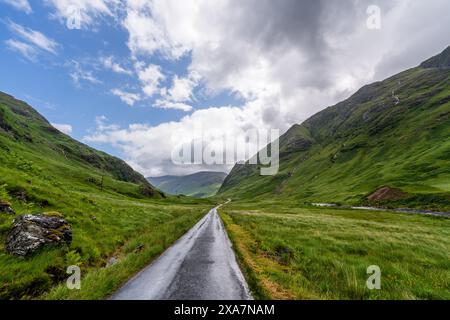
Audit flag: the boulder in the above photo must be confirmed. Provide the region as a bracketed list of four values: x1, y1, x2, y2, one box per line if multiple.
[0, 201, 15, 215]
[5, 214, 72, 257]
[105, 256, 119, 267]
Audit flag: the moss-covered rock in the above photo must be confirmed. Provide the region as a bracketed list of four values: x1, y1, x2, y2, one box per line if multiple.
[5, 213, 72, 256]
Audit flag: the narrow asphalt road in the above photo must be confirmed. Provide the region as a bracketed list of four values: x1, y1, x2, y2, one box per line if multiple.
[110, 206, 252, 300]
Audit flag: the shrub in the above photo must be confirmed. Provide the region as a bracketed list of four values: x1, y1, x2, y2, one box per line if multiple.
[65, 250, 82, 266]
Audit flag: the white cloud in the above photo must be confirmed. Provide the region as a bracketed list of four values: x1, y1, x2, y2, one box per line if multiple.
[123, 0, 188, 59]
[2, 0, 32, 14]
[84, 105, 264, 176]
[84, 0, 450, 175]
[120, 0, 359, 136]
[153, 100, 193, 112]
[121, 0, 450, 116]
[111, 88, 140, 106]
[136, 63, 165, 97]
[165, 74, 198, 102]
[69, 60, 101, 86]
[46, 0, 115, 28]
[95, 115, 120, 132]
[153, 73, 199, 112]
[8, 21, 59, 54]
[5, 39, 37, 61]
[100, 56, 132, 75]
[52, 123, 73, 134]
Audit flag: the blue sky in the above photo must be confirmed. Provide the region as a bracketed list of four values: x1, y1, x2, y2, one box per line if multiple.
[0, 1, 243, 159]
[1, 0, 449, 176]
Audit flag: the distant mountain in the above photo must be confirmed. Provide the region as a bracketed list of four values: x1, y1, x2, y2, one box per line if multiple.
[148, 171, 227, 198]
[219, 46, 450, 211]
[0, 91, 163, 201]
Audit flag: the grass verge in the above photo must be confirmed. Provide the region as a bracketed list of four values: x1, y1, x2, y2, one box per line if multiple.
[220, 203, 450, 300]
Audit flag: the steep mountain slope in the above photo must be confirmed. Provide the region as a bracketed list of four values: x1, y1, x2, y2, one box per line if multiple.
[148, 171, 227, 198]
[219, 46, 450, 210]
[0, 92, 154, 187]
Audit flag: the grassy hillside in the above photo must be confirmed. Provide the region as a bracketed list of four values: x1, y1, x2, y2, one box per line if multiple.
[219, 46, 450, 211]
[220, 200, 450, 299]
[0, 92, 156, 190]
[148, 171, 227, 198]
[0, 92, 213, 299]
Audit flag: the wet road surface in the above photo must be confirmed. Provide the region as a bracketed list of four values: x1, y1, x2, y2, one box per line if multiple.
[110, 206, 252, 300]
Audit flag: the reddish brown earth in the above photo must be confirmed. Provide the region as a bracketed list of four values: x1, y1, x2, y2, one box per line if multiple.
[368, 186, 408, 202]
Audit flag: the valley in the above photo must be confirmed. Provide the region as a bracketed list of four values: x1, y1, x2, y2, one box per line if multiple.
[0, 46, 449, 301]
[148, 171, 227, 198]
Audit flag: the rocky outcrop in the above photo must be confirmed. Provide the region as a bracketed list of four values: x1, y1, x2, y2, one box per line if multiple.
[5, 214, 72, 257]
[0, 201, 15, 214]
[420, 45, 450, 69]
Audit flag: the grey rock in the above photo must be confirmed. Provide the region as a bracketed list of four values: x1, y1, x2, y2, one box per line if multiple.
[5, 214, 72, 257]
[106, 256, 119, 267]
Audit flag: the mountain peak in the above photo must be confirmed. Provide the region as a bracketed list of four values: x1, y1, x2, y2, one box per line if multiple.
[420, 45, 450, 69]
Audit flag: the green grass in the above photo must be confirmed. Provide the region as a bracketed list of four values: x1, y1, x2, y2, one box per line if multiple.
[0, 134, 212, 299]
[220, 201, 450, 300]
[43, 200, 209, 300]
[0, 192, 212, 299]
[0, 141, 214, 299]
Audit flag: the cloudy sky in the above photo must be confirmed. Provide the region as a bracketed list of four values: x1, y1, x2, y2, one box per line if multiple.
[1, 0, 449, 176]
